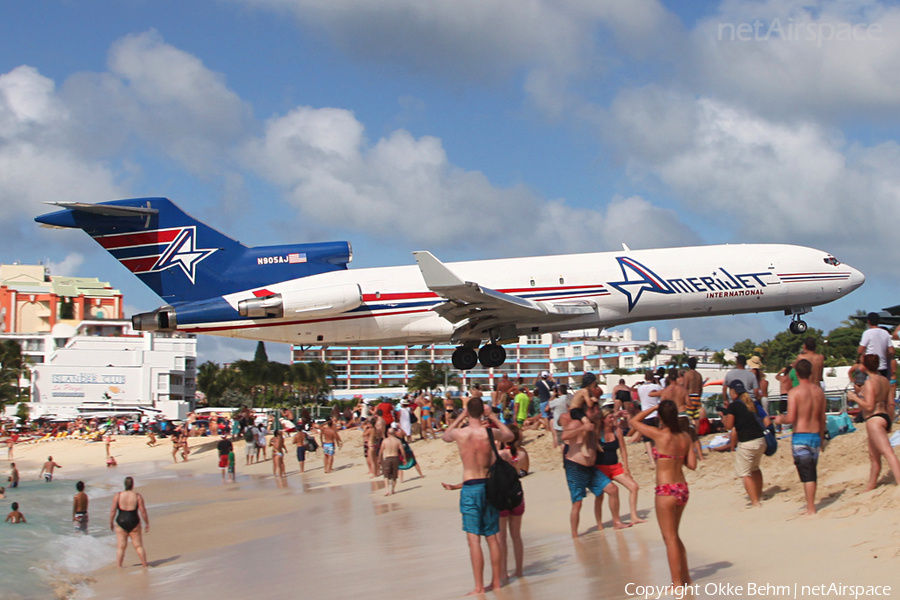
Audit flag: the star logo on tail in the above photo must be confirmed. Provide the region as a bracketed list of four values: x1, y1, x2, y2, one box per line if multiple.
[607, 257, 673, 312]
[151, 227, 217, 284]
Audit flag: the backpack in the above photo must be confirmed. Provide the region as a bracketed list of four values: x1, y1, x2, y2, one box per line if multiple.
[485, 429, 523, 511]
[753, 401, 777, 457]
[305, 435, 318, 452]
[243, 427, 255, 443]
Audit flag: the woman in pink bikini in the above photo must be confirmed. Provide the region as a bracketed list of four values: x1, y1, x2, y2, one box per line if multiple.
[631, 399, 696, 588]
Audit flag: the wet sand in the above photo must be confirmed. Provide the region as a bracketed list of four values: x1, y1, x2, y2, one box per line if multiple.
[10, 429, 900, 598]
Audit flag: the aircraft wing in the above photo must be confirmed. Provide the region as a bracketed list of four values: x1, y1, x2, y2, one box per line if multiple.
[413, 251, 595, 341]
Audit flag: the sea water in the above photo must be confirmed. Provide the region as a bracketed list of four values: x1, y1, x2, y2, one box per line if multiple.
[0, 464, 168, 600]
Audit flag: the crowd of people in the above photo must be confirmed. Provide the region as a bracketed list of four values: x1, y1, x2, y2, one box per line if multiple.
[2, 313, 898, 594]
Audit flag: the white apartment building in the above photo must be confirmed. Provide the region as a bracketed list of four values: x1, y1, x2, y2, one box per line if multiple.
[4, 320, 197, 420]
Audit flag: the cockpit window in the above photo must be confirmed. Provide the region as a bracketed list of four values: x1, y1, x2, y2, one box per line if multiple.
[823, 256, 841, 266]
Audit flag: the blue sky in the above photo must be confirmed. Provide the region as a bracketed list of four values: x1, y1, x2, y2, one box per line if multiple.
[1, 0, 898, 364]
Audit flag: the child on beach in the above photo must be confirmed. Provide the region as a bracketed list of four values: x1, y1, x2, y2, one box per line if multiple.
[6, 502, 26, 523]
[227, 450, 236, 482]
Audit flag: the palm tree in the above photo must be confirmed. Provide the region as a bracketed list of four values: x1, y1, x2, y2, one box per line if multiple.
[0, 340, 28, 406]
[712, 351, 733, 369]
[408, 361, 459, 393]
[639, 342, 665, 365]
[197, 361, 222, 403]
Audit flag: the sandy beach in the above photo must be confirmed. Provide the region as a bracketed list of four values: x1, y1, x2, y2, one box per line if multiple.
[4, 424, 899, 599]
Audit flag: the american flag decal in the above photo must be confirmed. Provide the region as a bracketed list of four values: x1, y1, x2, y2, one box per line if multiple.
[288, 253, 307, 264]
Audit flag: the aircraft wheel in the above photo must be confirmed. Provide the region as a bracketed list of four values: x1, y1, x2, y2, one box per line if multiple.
[789, 320, 808, 335]
[478, 344, 507, 368]
[452, 347, 479, 371]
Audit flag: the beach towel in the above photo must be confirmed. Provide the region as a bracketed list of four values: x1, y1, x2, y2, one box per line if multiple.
[707, 434, 731, 449]
[889, 431, 900, 448]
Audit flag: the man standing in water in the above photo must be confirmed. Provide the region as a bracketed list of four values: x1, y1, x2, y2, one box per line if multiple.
[443, 398, 514, 595]
[773, 359, 826, 515]
[73, 481, 89, 533]
[8, 463, 18, 488]
[40, 456, 62, 482]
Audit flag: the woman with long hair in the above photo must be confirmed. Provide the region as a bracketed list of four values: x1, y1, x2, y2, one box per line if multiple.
[722, 380, 769, 507]
[597, 406, 646, 525]
[497, 424, 528, 582]
[630, 400, 696, 587]
[848, 354, 900, 490]
[109, 476, 149, 568]
[270, 430, 286, 478]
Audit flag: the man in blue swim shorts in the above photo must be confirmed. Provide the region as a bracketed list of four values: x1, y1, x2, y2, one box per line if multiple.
[319, 418, 342, 474]
[443, 397, 514, 596]
[773, 359, 826, 516]
[562, 407, 622, 536]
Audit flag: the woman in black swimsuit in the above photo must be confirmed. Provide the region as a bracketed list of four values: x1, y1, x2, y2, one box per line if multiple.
[109, 476, 149, 568]
[848, 354, 900, 491]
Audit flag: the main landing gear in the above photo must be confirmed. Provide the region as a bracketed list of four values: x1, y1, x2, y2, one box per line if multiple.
[789, 316, 808, 335]
[452, 344, 507, 370]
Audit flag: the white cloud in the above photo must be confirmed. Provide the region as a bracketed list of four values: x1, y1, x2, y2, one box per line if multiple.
[690, 0, 900, 118]
[604, 88, 900, 275]
[243, 105, 700, 255]
[47, 253, 85, 277]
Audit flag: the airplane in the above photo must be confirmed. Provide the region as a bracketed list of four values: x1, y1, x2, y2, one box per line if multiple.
[36, 198, 866, 370]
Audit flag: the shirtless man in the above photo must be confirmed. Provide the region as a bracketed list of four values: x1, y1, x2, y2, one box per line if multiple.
[319, 419, 342, 474]
[373, 410, 386, 475]
[848, 354, 900, 491]
[793, 338, 825, 387]
[650, 375, 688, 413]
[9, 463, 19, 488]
[683, 358, 703, 424]
[292, 427, 308, 473]
[40, 456, 62, 482]
[493, 373, 513, 413]
[442, 398, 513, 596]
[379, 425, 406, 496]
[772, 359, 827, 515]
[570, 373, 600, 411]
[562, 407, 623, 536]
[73, 481, 89, 533]
[6, 435, 15, 460]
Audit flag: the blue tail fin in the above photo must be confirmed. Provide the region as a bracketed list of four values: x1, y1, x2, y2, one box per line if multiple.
[35, 198, 352, 305]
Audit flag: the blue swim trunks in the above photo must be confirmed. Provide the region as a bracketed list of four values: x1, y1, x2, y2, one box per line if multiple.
[460, 479, 499, 537]
[323, 442, 335, 456]
[791, 433, 821, 483]
[564, 460, 610, 503]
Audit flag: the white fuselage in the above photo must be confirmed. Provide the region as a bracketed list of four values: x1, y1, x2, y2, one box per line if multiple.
[181, 244, 864, 346]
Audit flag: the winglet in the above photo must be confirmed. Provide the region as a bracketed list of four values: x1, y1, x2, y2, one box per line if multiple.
[413, 251, 465, 290]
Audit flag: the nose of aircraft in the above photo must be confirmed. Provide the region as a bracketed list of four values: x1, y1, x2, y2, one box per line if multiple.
[848, 265, 866, 291]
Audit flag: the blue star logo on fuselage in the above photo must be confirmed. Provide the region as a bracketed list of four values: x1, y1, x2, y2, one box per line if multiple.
[607, 257, 674, 312]
[151, 227, 217, 284]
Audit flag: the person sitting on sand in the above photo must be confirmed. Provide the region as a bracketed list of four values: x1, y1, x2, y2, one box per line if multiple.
[146, 431, 157, 447]
[107, 455, 118, 467]
[110, 476, 149, 568]
[380, 424, 406, 496]
[630, 399, 696, 588]
[847, 355, 900, 492]
[442, 399, 514, 595]
[5, 502, 25, 524]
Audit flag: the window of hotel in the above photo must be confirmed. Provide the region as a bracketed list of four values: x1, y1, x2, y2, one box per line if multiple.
[624, 357, 633, 367]
[572, 345, 582, 357]
[527, 334, 541, 344]
[556, 348, 566, 358]
[169, 374, 183, 387]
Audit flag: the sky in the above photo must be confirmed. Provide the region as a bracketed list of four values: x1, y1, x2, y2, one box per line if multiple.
[1, 0, 898, 364]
